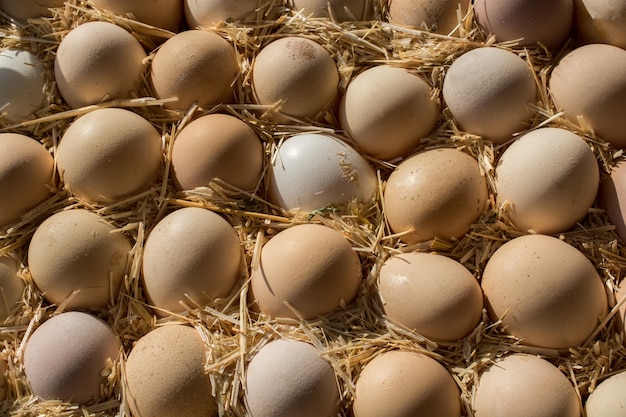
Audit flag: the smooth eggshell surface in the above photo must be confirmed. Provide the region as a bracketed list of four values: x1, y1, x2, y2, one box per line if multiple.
[0, 256, 24, 321]
[599, 160, 626, 242]
[0, 0, 63, 20]
[184, 0, 259, 27]
[23, 311, 119, 404]
[246, 339, 339, 417]
[293, 0, 374, 21]
[388, 0, 470, 35]
[481, 234, 608, 349]
[125, 325, 216, 417]
[585, 370, 626, 417]
[0, 48, 46, 122]
[91, 0, 184, 32]
[574, 0, 626, 49]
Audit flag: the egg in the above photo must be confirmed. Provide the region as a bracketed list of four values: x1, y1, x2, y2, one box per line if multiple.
[585, 370, 626, 416]
[56, 108, 162, 204]
[171, 113, 263, 192]
[124, 324, 216, 417]
[0, 133, 54, 226]
[268, 133, 377, 212]
[150, 29, 239, 111]
[574, 0, 626, 49]
[442, 47, 537, 143]
[293, 0, 374, 21]
[0, 48, 46, 122]
[142, 207, 241, 315]
[353, 350, 460, 417]
[388, 0, 470, 35]
[249, 223, 361, 320]
[339, 65, 439, 160]
[23, 311, 119, 404]
[0, 0, 63, 20]
[378, 252, 483, 342]
[494, 127, 599, 234]
[91, 0, 184, 32]
[0, 356, 7, 401]
[474, 354, 580, 417]
[245, 338, 339, 417]
[0, 256, 25, 321]
[383, 147, 488, 244]
[549, 43, 626, 149]
[184, 0, 259, 27]
[251, 36, 339, 121]
[28, 209, 132, 310]
[54, 21, 147, 109]
[599, 160, 626, 242]
[481, 234, 608, 349]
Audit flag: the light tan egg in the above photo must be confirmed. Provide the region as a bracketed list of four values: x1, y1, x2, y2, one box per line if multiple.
[245, 338, 339, 417]
[586, 370, 626, 416]
[28, 209, 131, 310]
[23, 311, 119, 404]
[339, 65, 439, 161]
[474, 354, 580, 417]
[353, 350, 460, 417]
[91, 0, 184, 32]
[56, 108, 162, 204]
[293, 0, 374, 21]
[388, 0, 470, 35]
[184, 0, 259, 27]
[0, 133, 53, 226]
[383, 147, 488, 244]
[150, 29, 239, 111]
[249, 223, 361, 320]
[599, 160, 626, 242]
[171, 113, 263, 192]
[481, 234, 608, 349]
[574, 0, 626, 49]
[0, 48, 46, 122]
[0, 0, 63, 20]
[0, 256, 24, 321]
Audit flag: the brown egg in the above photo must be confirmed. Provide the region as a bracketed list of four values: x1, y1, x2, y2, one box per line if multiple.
[91, 0, 184, 32]
[604, 161, 626, 242]
[54, 21, 147, 109]
[0, 0, 63, 20]
[353, 350, 460, 417]
[0, 133, 53, 226]
[549, 44, 626, 149]
[339, 65, 439, 161]
[171, 113, 263, 192]
[245, 339, 339, 417]
[474, 354, 580, 417]
[388, 0, 470, 35]
[124, 324, 217, 417]
[56, 108, 162, 204]
[0, 256, 25, 321]
[574, 0, 626, 49]
[142, 207, 241, 315]
[23, 311, 119, 404]
[293, 0, 374, 21]
[249, 224, 361, 319]
[481, 234, 608, 349]
[184, 0, 259, 27]
[585, 370, 626, 416]
[383, 148, 488, 244]
[378, 252, 483, 342]
[251, 36, 339, 122]
[442, 47, 536, 143]
[28, 209, 131, 310]
[150, 29, 239, 111]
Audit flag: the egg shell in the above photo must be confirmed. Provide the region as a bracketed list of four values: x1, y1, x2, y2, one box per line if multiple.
[245, 339, 339, 417]
[353, 350, 460, 417]
[171, 113, 263, 192]
[125, 325, 216, 417]
[378, 252, 483, 342]
[0, 133, 53, 226]
[54, 21, 147, 109]
[268, 133, 377, 212]
[597, 160, 626, 243]
[150, 29, 239, 111]
[617, 283, 626, 338]
[388, 0, 470, 35]
[56, 108, 162, 204]
[23, 311, 119, 404]
[249, 223, 361, 320]
[0, 48, 46, 122]
[28, 209, 131, 310]
[442, 47, 537, 143]
[0, 256, 25, 321]
[339, 65, 439, 160]
[184, 0, 259, 27]
[91, 0, 184, 32]
[383, 147, 488, 244]
[574, 0, 626, 49]
[549, 43, 626, 149]
[293, 0, 374, 21]
[142, 207, 241, 315]
[251, 36, 339, 121]
[494, 127, 599, 234]
[481, 234, 608, 349]
[0, 0, 63, 20]
[474, 353, 580, 417]
[585, 370, 626, 416]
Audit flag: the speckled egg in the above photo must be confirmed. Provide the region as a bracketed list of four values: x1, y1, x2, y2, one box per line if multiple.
[0, 48, 46, 122]
[91, 0, 184, 32]
[0, 256, 24, 321]
[293, 0, 374, 21]
[388, 0, 470, 35]
[574, 0, 626, 49]
[184, 0, 259, 27]
[585, 370, 626, 417]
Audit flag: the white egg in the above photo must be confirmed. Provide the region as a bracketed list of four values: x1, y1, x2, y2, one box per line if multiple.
[0, 48, 46, 122]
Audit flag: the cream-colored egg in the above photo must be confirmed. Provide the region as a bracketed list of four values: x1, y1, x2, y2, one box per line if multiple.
[293, 0, 373, 21]
[599, 159, 626, 242]
[28, 209, 131, 310]
[0, 48, 46, 122]
[249, 223, 361, 320]
[56, 108, 162, 204]
[388, 0, 470, 35]
[442, 47, 536, 143]
[184, 0, 259, 27]
[0, 0, 63, 20]
[23, 311, 119, 404]
[378, 252, 483, 342]
[495, 127, 599, 234]
[586, 370, 626, 416]
[0, 133, 53, 226]
[142, 207, 241, 315]
[150, 29, 239, 111]
[575, 0, 626, 49]
[54, 21, 147, 109]
[353, 350, 460, 417]
[339, 65, 439, 160]
[0, 256, 24, 321]
[171, 113, 263, 191]
[481, 234, 608, 349]
[246, 339, 339, 417]
[383, 147, 488, 244]
[91, 0, 184, 32]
